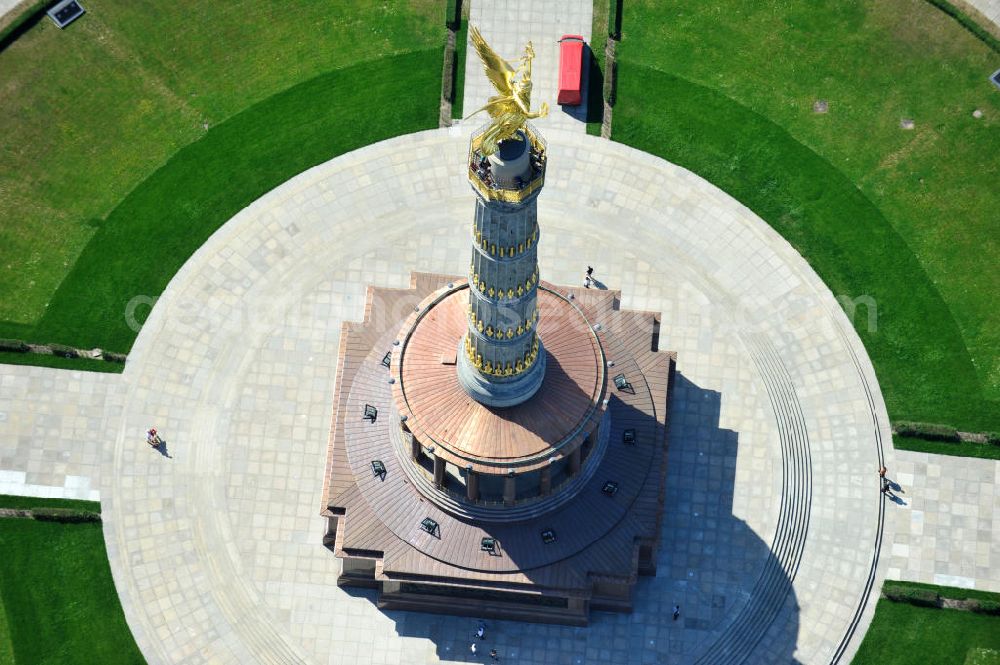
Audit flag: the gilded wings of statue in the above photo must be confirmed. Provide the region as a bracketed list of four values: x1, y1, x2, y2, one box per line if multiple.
[466, 25, 549, 156]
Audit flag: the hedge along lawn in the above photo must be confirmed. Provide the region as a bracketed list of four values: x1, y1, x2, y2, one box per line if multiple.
[893, 434, 1000, 460]
[0, 500, 143, 664]
[882, 580, 1000, 604]
[0, 493, 101, 511]
[612, 0, 1000, 431]
[451, 14, 469, 118]
[853, 582, 1000, 665]
[585, 0, 609, 136]
[0, 350, 124, 372]
[0, 0, 442, 333]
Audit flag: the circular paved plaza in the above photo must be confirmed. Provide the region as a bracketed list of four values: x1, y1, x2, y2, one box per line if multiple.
[101, 127, 892, 664]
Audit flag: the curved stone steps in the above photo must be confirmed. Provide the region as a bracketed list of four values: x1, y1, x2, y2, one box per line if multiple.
[828, 315, 888, 664]
[696, 334, 813, 664]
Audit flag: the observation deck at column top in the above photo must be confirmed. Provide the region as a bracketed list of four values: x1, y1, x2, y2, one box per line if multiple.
[468, 122, 547, 204]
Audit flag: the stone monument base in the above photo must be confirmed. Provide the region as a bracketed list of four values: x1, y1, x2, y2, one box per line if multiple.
[321, 272, 676, 626]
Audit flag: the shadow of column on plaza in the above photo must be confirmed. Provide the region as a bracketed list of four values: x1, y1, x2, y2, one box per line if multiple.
[631, 372, 801, 663]
[368, 372, 801, 664]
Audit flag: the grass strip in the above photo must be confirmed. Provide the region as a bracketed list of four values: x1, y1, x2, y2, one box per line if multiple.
[892, 435, 1000, 460]
[452, 18, 468, 118]
[0, 350, 123, 373]
[0, 518, 144, 664]
[611, 64, 996, 431]
[0, 602, 11, 665]
[0, 494, 101, 512]
[586, 0, 610, 136]
[20, 49, 441, 354]
[445, 0, 460, 28]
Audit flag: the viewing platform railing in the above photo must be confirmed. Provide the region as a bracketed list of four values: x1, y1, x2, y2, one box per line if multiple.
[468, 122, 547, 204]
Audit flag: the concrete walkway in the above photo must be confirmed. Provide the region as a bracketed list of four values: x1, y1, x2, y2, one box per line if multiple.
[462, 0, 593, 133]
[0, 366, 118, 501]
[886, 449, 1000, 592]
[0, 126, 995, 664]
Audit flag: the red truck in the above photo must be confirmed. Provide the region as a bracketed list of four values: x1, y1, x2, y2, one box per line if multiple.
[557, 35, 585, 106]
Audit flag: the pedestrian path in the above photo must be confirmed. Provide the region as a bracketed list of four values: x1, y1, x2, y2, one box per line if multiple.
[462, 0, 593, 133]
[0, 366, 119, 502]
[886, 449, 1000, 592]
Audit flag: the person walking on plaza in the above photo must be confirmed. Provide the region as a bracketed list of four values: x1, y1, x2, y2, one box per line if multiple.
[470, 642, 477, 655]
[146, 427, 161, 447]
[879, 466, 894, 496]
[672, 604, 681, 621]
[584, 265, 594, 288]
[490, 648, 499, 661]
[476, 622, 485, 639]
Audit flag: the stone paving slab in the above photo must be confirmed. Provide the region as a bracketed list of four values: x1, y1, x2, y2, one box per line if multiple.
[463, 0, 593, 133]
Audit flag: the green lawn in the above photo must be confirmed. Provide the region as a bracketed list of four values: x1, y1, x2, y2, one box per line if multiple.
[854, 598, 1000, 664]
[610, 0, 1000, 431]
[0, 498, 142, 664]
[0, 0, 442, 343]
[18, 49, 441, 353]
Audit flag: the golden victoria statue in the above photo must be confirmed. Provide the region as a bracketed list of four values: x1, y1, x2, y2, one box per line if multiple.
[467, 25, 549, 155]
